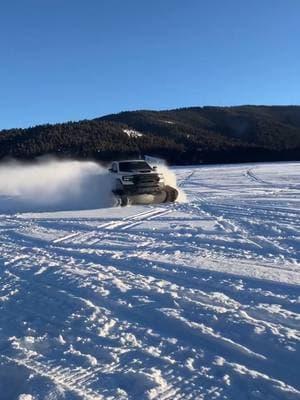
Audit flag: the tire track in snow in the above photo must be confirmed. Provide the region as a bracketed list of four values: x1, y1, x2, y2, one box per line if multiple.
[52, 207, 171, 244]
[1, 355, 106, 400]
[7, 236, 300, 390]
[186, 194, 296, 260]
[246, 169, 272, 187]
[246, 168, 300, 191]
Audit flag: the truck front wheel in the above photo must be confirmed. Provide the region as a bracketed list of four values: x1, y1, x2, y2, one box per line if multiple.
[120, 195, 130, 207]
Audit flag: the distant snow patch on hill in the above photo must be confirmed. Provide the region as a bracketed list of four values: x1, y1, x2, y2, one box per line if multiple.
[123, 128, 143, 138]
[161, 120, 175, 124]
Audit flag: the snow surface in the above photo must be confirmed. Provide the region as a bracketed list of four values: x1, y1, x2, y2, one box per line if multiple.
[0, 162, 299, 400]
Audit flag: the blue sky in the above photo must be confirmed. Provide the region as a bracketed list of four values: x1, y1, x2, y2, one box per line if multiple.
[0, 0, 299, 129]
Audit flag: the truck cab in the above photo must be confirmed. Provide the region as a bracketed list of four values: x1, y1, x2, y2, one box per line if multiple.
[110, 160, 164, 195]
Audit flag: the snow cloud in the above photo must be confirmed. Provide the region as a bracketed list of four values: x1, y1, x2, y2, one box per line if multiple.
[0, 157, 185, 213]
[0, 158, 114, 213]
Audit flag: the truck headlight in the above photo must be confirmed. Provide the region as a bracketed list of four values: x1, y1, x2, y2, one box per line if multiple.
[122, 176, 134, 181]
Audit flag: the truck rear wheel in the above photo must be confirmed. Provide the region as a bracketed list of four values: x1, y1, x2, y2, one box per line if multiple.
[163, 185, 179, 203]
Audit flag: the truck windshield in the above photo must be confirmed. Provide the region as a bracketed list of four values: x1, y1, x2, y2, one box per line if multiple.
[119, 161, 152, 172]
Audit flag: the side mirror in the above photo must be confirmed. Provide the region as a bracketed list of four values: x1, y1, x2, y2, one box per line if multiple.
[152, 166, 157, 171]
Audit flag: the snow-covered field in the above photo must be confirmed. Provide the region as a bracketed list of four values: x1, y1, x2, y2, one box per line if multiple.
[0, 162, 299, 400]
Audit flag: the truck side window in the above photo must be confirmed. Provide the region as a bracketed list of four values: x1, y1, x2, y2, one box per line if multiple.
[112, 163, 118, 173]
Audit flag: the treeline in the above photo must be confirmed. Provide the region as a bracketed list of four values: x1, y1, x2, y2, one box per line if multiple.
[1, 106, 300, 164]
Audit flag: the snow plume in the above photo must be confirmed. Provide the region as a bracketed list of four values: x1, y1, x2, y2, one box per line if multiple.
[0, 158, 114, 213]
[146, 161, 186, 203]
[158, 165, 186, 202]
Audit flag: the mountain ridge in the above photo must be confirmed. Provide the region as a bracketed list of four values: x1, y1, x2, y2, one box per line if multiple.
[1, 105, 300, 164]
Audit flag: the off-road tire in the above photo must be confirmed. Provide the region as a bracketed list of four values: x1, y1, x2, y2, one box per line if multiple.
[164, 186, 179, 203]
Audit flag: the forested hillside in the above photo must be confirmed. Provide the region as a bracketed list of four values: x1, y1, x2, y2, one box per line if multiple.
[1, 106, 300, 164]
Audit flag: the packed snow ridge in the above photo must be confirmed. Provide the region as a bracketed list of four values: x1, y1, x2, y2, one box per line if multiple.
[0, 162, 299, 400]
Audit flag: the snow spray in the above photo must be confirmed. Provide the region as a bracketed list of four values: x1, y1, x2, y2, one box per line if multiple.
[0, 158, 114, 213]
